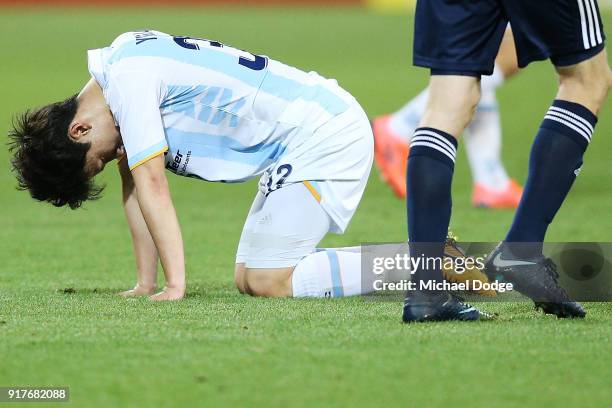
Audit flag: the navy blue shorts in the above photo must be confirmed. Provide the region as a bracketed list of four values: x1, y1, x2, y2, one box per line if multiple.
[414, 0, 606, 76]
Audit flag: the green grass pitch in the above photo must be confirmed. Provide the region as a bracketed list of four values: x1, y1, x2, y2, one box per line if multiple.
[1, 6, 611, 407]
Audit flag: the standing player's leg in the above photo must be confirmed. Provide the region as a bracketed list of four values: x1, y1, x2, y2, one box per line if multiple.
[402, 0, 508, 322]
[405, 74, 481, 294]
[506, 50, 611, 252]
[488, 50, 611, 316]
[403, 74, 486, 321]
[486, 0, 611, 318]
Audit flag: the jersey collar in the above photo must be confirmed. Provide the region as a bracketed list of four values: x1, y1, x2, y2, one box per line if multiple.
[87, 48, 107, 89]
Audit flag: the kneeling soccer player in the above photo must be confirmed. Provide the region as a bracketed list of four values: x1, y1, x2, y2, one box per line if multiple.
[9, 30, 378, 301]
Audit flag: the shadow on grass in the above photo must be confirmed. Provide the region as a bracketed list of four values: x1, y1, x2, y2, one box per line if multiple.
[57, 287, 122, 295]
[55, 286, 239, 299]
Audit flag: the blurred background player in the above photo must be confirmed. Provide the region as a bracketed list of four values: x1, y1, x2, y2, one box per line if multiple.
[374, 27, 523, 209]
[403, 0, 611, 322]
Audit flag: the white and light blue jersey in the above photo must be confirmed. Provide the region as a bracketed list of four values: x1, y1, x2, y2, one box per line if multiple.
[87, 30, 357, 182]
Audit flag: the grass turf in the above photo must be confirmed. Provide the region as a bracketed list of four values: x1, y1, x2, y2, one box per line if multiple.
[1, 6, 611, 407]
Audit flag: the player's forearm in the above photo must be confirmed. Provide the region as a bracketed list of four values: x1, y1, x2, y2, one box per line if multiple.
[119, 158, 159, 289]
[132, 164, 185, 291]
[123, 191, 159, 289]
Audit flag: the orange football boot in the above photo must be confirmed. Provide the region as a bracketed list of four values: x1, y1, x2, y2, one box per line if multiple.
[373, 115, 409, 198]
[472, 179, 523, 209]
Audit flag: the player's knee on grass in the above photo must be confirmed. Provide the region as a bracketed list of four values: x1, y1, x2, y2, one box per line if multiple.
[243, 267, 293, 297]
[235, 183, 335, 297]
[422, 76, 481, 137]
[234, 263, 247, 294]
[556, 50, 612, 114]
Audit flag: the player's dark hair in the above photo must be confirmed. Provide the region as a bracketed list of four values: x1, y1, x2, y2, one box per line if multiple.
[8, 95, 104, 209]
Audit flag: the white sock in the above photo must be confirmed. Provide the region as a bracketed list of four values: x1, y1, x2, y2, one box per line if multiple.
[388, 88, 429, 143]
[464, 90, 511, 190]
[481, 64, 505, 93]
[291, 248, 367, 298]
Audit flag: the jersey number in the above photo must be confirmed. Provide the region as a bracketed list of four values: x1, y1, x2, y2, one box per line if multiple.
[173, 36, 268, 71]
[264, 164, 293, 196]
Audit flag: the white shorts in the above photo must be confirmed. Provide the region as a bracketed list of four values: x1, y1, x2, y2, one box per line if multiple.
[236, 103, 373, 268]
[235, 183, 331, 268]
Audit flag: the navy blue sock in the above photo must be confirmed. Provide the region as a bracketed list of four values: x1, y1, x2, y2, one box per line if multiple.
[506, 100, 597, 257]
[407, 128, 458, 291]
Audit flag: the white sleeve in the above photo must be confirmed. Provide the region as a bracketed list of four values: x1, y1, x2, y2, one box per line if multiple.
[104, 70, 168, 170]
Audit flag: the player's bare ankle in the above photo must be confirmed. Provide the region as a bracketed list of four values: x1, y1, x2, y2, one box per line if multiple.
[119, 283, 157, 297]
[136, 282, 157, 292]
[150, 284, 186, 301]
[165, 282, 186, 292]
